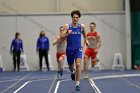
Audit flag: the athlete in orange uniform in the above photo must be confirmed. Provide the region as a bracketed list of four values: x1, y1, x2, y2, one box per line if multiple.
[83, 22, 102, 79]
[53, 26, 66, 78]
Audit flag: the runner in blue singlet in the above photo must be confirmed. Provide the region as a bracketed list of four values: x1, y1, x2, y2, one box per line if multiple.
[62, 10, 89, 91]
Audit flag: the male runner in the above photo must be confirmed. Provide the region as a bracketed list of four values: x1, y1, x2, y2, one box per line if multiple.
[83, 22, 102, 79]
[53, 26, 66, 78]
[62, 10, 89, 91]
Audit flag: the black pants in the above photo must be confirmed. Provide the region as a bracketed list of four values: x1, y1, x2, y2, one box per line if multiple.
[39, 50, 49, 70]
[13, 51, 21, 71]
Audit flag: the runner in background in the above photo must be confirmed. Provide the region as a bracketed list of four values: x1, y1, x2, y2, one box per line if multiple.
[83, 22, 102, 79]
[53, 26, 66, 78]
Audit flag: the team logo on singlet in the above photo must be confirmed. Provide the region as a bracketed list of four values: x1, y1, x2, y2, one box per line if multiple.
[70, 31, 81, 35]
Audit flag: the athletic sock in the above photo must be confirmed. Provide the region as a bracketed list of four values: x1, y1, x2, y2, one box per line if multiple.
[76, 81, 80, 86]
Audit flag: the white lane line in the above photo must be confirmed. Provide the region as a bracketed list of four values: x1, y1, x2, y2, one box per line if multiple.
[13, 78, 57, 93]
[120, 77, 140, 89]
[93, 73, 140, 80]
[89, 73, 140, 93]
[89, 79, 101, 93]
[54, 79, 71, 93]
[30, 78, 55, 82]
[13, 81, 31, 93]
[54, 81, 61, 93]
[1, 73, 32, 93]
[54, 78, 97, 93]
[0, 77, 58, 83]
[0, 79, 19, 83]
[48, 75, 57, 93]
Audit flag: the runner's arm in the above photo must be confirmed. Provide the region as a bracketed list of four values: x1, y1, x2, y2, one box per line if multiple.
[81, 24, 89, 47]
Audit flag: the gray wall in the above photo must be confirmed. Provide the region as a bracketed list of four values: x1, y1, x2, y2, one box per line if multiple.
[0, 0, 123, 13]
[0, 13, 126, 71]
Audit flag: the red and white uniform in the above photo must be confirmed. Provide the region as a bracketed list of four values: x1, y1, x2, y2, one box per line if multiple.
[56, 38, 66, 61]
[85, 31, 98, 61]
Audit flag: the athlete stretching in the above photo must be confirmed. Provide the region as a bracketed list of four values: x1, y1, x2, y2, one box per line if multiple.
[83, 22, 102, 79]
[62, 10, 89, 91]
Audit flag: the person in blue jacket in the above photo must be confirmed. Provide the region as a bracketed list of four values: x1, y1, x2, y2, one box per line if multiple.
[10, 32, 23, 71]
[37, 31, 50, 71]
